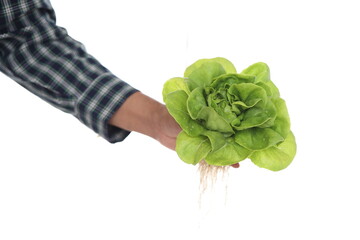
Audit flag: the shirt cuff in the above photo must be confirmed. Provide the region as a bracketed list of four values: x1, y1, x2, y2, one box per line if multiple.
[75, 72, 139, 143]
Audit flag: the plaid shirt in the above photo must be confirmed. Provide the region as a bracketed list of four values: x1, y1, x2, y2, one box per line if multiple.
[0, 0, 138, 143]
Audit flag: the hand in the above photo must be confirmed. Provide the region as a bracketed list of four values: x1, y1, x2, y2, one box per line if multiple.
[154, 104, 182, 150]
[109, 92, 239, 168]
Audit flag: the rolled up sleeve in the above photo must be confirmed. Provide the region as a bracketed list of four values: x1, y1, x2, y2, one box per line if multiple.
[0, 0, 138, 143]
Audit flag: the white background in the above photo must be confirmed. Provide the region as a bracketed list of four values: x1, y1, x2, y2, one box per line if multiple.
[1, 0, 360, 239]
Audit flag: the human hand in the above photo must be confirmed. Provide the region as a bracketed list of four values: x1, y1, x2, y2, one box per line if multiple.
[154, 104, 182, 150]
[109, 92, 239, 168]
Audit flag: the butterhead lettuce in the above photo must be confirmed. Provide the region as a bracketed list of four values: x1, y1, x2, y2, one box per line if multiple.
[163, 57, 296, 171]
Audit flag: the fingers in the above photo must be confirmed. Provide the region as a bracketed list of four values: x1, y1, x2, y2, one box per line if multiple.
[231, 163, 240, 168]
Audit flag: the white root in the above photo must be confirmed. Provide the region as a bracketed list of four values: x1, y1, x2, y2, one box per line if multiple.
[197, 160, 230, 208]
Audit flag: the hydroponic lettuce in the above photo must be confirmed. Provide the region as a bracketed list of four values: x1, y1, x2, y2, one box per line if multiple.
[162, 57, 296, 171]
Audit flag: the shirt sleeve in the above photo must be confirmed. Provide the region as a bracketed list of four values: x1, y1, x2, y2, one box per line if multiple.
[0, 0, 139, 143]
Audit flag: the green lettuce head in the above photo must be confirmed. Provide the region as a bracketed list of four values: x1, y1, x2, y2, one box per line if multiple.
[162, 57, 296, 171]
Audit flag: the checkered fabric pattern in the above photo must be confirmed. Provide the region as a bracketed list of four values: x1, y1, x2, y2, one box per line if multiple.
[0, 0, 138, 143]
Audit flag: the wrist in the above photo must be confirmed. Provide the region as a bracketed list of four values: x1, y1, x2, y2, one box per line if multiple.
[108, 92, 163, 140]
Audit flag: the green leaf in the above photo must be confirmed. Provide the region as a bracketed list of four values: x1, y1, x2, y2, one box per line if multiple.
[197, 107, 234, 134]
[186, 62, 226, 91]
[228, 83, 268, 109]
[233, 99, 277, 130]
[165, 90, 205, 136]
[162, 77, 190, 102]
[205, 138, 251, 166]
[176, 131, 212, 165]
[235, 128, 284, 150]
[241, 62, 270, 82]
[187, 87, 207, 119]
[211, 73, 255, 89]
[250, 131, 297, 171]
[255, 81, 280, 98]
[271, 98, 290, 138]
[184, 57, 237, 77]
[203, 131, 227, 152]
[265, 80, 280, 97]
[210, 57, 237, 73]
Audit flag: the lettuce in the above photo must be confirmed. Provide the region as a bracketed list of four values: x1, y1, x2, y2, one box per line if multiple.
[163, 57, 296, 171]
